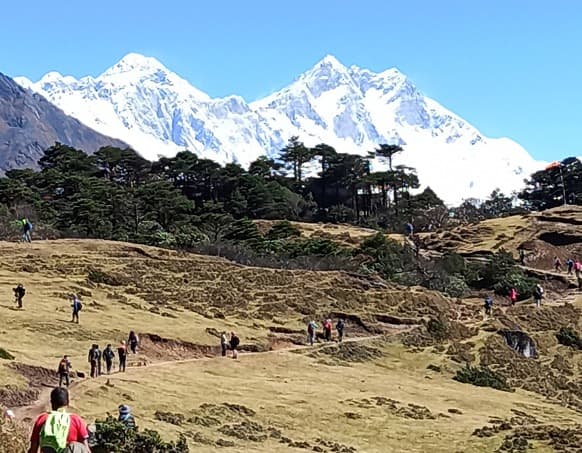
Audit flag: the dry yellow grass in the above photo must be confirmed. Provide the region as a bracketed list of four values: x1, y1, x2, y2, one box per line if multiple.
[1, 239, 581, 452]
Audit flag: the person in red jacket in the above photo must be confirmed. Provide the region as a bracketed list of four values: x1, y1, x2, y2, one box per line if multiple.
[509, 287, 518, 306]
[28, 387, 91, 453]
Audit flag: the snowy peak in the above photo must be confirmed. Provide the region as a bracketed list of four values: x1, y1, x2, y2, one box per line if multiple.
[14, 53, 542, 204]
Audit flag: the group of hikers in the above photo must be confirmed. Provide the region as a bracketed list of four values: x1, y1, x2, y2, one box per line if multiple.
[57, 332, 139, 387]
[219, 331, 240, 358]
[12, 288, 86, 324]
[553, 256, 582, 288]
[307, 318, 345, 346]
[484, 283, 546, 317]
[24, 386, 135, 453]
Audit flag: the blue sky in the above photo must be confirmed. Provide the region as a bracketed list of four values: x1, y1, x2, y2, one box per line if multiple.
[1, 0, 580, 161]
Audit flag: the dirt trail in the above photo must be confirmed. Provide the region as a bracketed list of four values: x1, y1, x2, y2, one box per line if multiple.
[13, 333, 390, 423]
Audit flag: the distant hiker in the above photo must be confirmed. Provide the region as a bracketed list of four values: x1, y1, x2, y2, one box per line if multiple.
[28, 387, 91, 453]
[103, 344, 115, 375]
[484, 296, 493, 317]
[4, 409, 15, 420]
[71, 296, 82, 324]
[566, 258, 574, 275]
[554, 257, 562, 272]
[13, 283, 26, 309]
[576, 259, 582, 289]
[21, 218, 32, 243]
[117, 341, 127, 373]
[127, 331, 139, 354]
[94, 345, 102, 376]
[220, 332, 228, 357]
[229, 332, 240, 359]
[58, 356, 72, 387]
[323, 318, 332, 342]
[533, 284, 544, 308]
[118, 405, 136, 430]
[307, 320, 318, 346]
[88, 344, 99, 378]
[509, 287, 518, 306]
[336, 319, 345, 342]
[518, 249, 526, 265]
[405, 222, 414, 237]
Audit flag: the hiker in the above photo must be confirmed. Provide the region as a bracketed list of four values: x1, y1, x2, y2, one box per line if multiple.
[117, 341, 127, 373]
[336, 318, 345, 342]
[307, 320, 318, 346]
[518, 249, 526, 265]
[566, 258, 574, 275]
[117, 405, 136, 429]
[28, 387, 91, 453]
[533, 284, 544, 308]
[71, 296, 82, 324]
[4, 409, 15, 420]
[405, 222, 414, 237]
[554, 257, 562, 272]
[127, 331, 139, 354]
[103, 344, 115, 375]
[13, 283, 26, 309]
[21, 218, 33, 243]
[229, 332, 240, 359]
[484, 296, 493, 318]
[94, 345, 102, 376]
[58, 356, 72, 387]
[509, 287, 518, 306]
[220, 332, 228, 357]
[576, 259, 582, 289]
[88, 345, 99, 378]
[323, 318, 332, 342]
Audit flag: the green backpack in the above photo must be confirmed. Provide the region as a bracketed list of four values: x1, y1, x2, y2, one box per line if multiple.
[40, 411, 71, 453]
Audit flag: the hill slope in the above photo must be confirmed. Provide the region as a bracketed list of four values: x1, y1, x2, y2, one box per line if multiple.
[1, 238, 582, 451]
[0, 73, 127, 172]
[15, 54, 540, 203]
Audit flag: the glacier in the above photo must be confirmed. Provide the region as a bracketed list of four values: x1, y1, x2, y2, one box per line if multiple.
[14, 53, 542, 205]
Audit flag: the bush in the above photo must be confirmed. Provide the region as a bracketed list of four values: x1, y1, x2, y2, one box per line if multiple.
[556, 327, 582, 349]
[0, 407, 27, 453]
[359, 233, 417, 280]
[426, 318, 449, 341]
[266, 221, 301, 240]
[0, 348, 14, 360]
[453, 364, 512, 392]
[91, 416, 189, 453]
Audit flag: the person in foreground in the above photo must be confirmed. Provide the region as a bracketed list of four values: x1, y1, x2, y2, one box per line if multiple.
[28, 387, 91, 453]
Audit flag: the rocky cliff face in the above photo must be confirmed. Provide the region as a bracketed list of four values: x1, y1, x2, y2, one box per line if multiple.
[0, 73, 126, 172]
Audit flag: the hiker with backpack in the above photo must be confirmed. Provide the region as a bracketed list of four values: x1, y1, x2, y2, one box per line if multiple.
[336, 319, 345, 342]
[574, 259, 582, 289]
[307, 320, 318, 346]
[566, 258, 575, 275]
[533, 284, 544, 308]
[28, 387, 91, 453]
[13, 283, 26, 309]
[88, 345, 99, 378]
[509, 287, 518, 306]
[128, 331, 139, 354]
[103, 344, 115, 374]
[58, 356, 72, 388]
[554, 257, 562, 273]
[229, 332, 240, 359]
[484, 296, 493, 318]
[117, 341, 127, 372]
[71, 296, 82, 324]
[323, 318, 332, 342]
[117, 405, 136, 429]
[21, 218, 33, 243]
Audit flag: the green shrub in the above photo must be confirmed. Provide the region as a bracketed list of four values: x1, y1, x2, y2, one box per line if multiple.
[0, 348, 14, 360]
[266, 221, 301, 240]
[454, 364, 512, 392]
[556, 327, 582, 349]
[91, 416, 189, 453]
[426, 318, 449, 341]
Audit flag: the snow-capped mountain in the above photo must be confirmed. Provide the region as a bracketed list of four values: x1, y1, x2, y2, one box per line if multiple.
[15, 53, 541, 204]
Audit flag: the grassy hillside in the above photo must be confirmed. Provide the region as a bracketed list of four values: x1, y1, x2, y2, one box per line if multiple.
[1, 238, 582, 452]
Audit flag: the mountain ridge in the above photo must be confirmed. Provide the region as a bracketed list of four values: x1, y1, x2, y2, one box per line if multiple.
[14, 54, 541, 203]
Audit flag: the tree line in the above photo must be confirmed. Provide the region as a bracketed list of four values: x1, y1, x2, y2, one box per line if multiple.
[0, 139, 579, 246]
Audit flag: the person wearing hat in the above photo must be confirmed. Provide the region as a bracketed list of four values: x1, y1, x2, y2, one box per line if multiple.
[117, 404, 136, 429]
